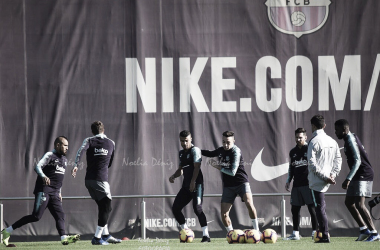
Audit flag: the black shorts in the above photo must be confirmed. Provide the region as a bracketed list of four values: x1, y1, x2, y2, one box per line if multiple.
[290, 186, 314, 206]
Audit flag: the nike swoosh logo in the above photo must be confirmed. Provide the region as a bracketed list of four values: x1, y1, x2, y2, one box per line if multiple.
[333, 219, 343, 223]
[251, 148, 289, 181]
[207, 220, 214, 224]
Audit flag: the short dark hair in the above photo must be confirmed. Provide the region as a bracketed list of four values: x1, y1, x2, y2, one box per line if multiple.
[295, 128, 306, 135]
[310, 114, 325, 129]
[54, 136, 68, 147]
[334, 119, 349, 128]
[222, 131, 234, 137]
[179, 130, 191, 137]
[91, 121, 104, 135]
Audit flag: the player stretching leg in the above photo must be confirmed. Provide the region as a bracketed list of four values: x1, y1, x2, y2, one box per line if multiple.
[71, 121, 121, 245]
[335, 119, 380, 242]
[1, 137, 80, 246]
[201, 131, 259, 233]
[169, 130, 211, 242]
[285, 128, 318, 240]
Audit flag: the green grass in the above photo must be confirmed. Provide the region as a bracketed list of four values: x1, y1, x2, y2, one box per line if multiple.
[4, 237, 380, 250]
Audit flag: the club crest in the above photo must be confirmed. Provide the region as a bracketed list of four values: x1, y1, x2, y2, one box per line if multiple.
[265, 0, 331, 38]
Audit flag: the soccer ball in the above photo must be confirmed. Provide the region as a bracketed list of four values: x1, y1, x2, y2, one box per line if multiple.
[179, 228, 194, 243]
[261, 228, 277, 243]
[226, 229, 245, 244]
[313, 230, 330, 242]
[244, 229, 261, 243]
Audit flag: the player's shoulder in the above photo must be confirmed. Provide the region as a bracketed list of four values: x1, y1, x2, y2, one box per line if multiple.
[231, 145, 241, 154]
[190, 146, 201, 153]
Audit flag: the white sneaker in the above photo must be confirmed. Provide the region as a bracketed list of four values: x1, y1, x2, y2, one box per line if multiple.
[286, 234, 300, 240]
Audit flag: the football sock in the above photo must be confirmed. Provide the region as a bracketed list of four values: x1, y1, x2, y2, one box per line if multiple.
[252, 219, 259, 230]
[102, 224, 109, 235]
[95, 226, 104, 238]
[370, 230, 378, 234]
[226, 225, 233, 232]
[360, 226, 368, 231]
[6, 226, 14, 234]
[61, 235, 67, 241]
[293, 231, 299, 237]
[202, 226, 209, 237]
[180, 224, 189, 230]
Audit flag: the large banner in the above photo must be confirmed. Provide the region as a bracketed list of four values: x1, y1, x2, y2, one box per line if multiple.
[1, 0, 380, 240]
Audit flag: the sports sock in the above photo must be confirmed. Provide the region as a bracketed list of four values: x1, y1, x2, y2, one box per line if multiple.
[370, 230, 378, 234]
[102, 224, 109, 235]
[225, 225, 233, 232]
[202, 226, 209, 237]
[95, 226, 104, 238]
[61, 235, 67, 241]
[180, 224, 189, 230]
[252, 219, 259, 230]
[293, 231, 299, 237]
[6, 226, 14, 234]
[360, 226, 368, 231]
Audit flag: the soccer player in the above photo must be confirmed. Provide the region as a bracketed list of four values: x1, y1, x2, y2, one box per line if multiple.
[334, 119, 380, 242]
[201, 131, 259, 233]
[308, 115, 342, 243]
[71, 121, 121, 245]
[169, 130, 211, 243]
[1, 137, 80, 246]
[285, 128, 318, 240]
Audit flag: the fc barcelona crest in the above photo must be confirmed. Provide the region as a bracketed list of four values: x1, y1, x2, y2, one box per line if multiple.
[265, 0, 331, 38]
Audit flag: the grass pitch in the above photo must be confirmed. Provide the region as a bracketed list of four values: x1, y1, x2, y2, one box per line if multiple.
[4, 237, 379, 249]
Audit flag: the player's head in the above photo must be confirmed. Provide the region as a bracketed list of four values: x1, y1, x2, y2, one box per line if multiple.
[54, 136, 68, 156]
[334, 119, 350, 140]
[91, 121, 105, 135]
[179, 130, 192, 150]
[294, 128, 307, 148]
[222, 131, 235, 151]
[310, 114, 325, 132]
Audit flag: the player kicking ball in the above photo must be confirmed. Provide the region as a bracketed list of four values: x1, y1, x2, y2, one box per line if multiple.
[169, 130, 211, 242]
[201, 131, 260, 233]
[1, 137, 80, 246]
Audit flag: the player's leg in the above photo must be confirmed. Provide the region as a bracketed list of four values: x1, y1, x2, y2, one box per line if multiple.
[46, 193, 80, 245]
[307, 204, 318, 237]
[221, 186, 237, 232]
[221, 202, 233, 232]
[172, 188, 193, 230]
[239, 183, 259, 231]
[354, 196, 380, 241]
[191, 183, 210, 242]
[302, 186, 318, 238]
[311, 190, 329, 243]
[2, 192, 48, 246]
[288, 205, 301, 240]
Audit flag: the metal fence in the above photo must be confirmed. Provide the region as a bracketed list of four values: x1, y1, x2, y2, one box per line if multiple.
[1, 192, 378, 241]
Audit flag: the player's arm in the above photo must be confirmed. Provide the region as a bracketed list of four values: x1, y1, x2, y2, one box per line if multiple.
[189, 147, 202, 192]
[72, 138, 90, 178]
[34, 152, 52, 185]
[169, 165, 183, 183]
[220, 147, 240, 176]
[342, 137, 361, 189]
[108, 149, 115, 168]
[285, 160, 293, 191]
[201, 148, 219, 157]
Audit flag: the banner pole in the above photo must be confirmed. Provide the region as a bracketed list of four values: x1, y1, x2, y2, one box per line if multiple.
[141, 198, 146, 239]
[0, 203, 3, 242]
[281, 196, 286, 238]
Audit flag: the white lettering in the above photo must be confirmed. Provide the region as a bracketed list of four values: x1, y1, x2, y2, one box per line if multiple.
[364, 54, 380, 111]
[211, 57, 236, 112]
[285, 56, 313, 112]
[256, 56, 282, 112]
[126, 58, 156, 113]
[162, 58, 174, 112]
[318, 55, 361, 111]
[179, 58, 209, 112]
